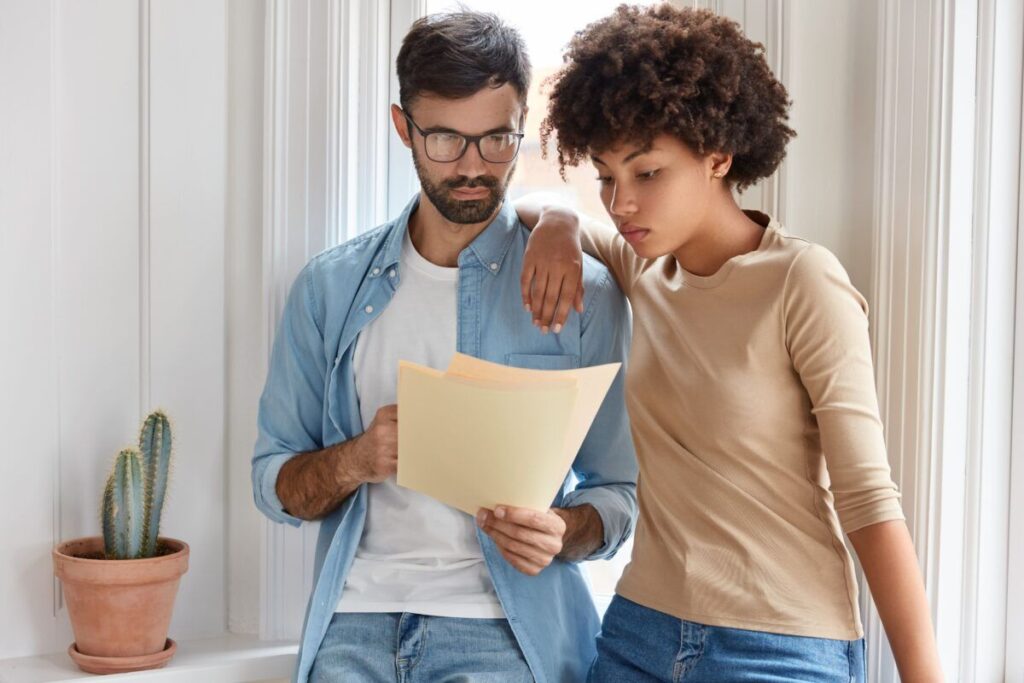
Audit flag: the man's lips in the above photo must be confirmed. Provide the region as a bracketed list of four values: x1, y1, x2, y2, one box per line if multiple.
[450, 187, 490, 200]
[618, 223, 650, 243]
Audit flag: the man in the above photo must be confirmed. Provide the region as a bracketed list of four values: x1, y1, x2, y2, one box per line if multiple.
[252, 11, 637, 683]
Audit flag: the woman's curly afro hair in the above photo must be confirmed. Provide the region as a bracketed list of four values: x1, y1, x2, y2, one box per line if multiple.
[541, 4, 795, 191]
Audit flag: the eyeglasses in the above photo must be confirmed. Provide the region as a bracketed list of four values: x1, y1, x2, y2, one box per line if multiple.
[402, 111, 524, 163]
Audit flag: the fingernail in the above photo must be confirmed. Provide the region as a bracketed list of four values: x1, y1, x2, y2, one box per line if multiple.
[553, 324, 562, 334]
[524, 304, 532, 312]
[541, 326, 549, 335]
[495, 507, 506, 519]
[476, 510, 487, 526]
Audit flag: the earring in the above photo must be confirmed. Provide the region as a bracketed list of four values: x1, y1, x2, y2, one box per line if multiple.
[713, 172, 725, 178]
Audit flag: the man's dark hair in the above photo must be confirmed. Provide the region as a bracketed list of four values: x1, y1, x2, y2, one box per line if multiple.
[396, 10, 531, 112]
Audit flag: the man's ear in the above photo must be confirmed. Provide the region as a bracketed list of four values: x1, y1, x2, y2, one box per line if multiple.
[391, 104, 412, 149]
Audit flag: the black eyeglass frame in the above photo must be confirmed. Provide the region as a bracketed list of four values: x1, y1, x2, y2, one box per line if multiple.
[402, 110, 525, 164]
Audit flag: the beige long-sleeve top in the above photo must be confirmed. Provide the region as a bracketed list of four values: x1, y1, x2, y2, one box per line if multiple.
[583, 211, 903, 640]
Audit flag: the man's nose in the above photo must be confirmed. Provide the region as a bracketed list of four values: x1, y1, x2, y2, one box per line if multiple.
[454, 141, 488, 178]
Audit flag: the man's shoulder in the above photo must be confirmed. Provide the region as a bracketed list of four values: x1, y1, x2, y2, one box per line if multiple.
[306, 221, 394, 274]
[580, 252, 616, 289]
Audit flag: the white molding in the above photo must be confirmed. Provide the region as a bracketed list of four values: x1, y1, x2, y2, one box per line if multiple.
[868, 0, 1022, 680]
[261, 0, 393, 641]
[260, 0, 289, 641]
[387, 0, 428, 217]
[48, 0, 64, 619]
[139, 0, 152, 418]
[1007, 38, 1024, 677]
[0, 634, 297, 683]
[761, 0, 786, 219]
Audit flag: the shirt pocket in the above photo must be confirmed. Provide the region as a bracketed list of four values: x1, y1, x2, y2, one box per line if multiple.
[505, 353, 581, 370]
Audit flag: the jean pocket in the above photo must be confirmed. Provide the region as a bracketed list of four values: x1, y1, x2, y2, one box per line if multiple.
[505, 353, 581, 370]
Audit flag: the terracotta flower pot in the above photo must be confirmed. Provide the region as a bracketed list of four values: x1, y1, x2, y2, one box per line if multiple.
[52, 536, 189, 674]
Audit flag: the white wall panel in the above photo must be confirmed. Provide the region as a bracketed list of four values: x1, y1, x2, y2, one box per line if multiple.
[0, 0, 68, 660]
[226, 0, 267, 638]
[1, 0, 230, 658]
[780, 0, 879, 297]
[149, 0, 228, 639]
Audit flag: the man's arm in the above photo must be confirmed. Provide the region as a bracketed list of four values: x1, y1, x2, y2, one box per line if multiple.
[477, 268, 638, 575]
[476, 503, 604, 576]
[276, 405, 398, 520]
[555, 266, 638, 560]
[554, 503, 605, 561]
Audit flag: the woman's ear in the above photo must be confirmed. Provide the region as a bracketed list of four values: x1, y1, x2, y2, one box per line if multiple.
[708, 152, 733, 180]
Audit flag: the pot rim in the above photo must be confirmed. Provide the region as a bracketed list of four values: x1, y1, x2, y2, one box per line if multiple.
[53, 536, 189, 564]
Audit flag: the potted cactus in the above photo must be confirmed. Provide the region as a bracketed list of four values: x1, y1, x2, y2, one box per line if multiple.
[52, 411, 189, 674]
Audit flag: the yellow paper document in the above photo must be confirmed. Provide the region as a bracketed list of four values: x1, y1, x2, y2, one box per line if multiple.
[397, 353, 622, 515]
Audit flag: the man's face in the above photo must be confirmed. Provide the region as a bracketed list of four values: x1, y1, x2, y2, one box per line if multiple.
[393, 85, 525, 224]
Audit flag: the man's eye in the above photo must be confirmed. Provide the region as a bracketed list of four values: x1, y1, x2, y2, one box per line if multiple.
[596, 176, 613, 185]
[484, 134, 513, 148]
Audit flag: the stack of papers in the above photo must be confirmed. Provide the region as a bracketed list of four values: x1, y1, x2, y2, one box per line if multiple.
[397, 353, 621, 515]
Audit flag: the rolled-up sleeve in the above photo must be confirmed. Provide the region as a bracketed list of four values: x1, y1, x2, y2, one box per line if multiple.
[561, 267, 639, 560]
[784, 244, 904, 533]
[252, 265, 327, 528]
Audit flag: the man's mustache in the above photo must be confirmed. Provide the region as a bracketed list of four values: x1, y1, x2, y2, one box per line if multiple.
[443, 176, 499, 190]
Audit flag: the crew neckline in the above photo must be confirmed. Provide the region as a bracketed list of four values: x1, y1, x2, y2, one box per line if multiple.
[402, 230, 460, 281]
[677, 213, 780, 290]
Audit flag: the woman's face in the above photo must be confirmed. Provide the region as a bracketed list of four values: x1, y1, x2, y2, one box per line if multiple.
[591, 134, 720, 259]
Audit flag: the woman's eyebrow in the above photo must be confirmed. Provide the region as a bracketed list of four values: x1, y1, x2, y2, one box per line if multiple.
[591, 145, 656, 166]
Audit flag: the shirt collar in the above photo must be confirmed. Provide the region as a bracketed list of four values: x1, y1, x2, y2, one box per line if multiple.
[375, 194, 520, 278]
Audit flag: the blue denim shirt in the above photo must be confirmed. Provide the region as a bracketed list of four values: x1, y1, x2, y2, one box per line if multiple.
[252, 196, 638, 683]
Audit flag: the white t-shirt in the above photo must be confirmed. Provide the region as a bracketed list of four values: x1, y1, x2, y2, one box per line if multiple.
[336, 229, 504, 618]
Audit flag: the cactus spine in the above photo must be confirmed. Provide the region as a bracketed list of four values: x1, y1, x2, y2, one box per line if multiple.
[101, 411, 173, 560]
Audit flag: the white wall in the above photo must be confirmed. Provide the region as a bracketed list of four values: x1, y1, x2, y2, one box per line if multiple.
[226, 0, 267, 638]
[778, 0, 879, 298]
[0, 0, 229, 658]
[0, 0, 904, 664]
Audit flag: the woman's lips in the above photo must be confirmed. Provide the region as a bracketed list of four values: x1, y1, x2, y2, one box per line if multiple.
[619, 224, 650, 244]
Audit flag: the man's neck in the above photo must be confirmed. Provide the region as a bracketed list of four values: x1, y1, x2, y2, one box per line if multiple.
[408, 192, 503, 267]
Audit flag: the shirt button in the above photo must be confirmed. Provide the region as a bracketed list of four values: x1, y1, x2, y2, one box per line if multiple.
[372, 267, 381, 276]
[364, 305, 374, 314]
[388, 270, 396, 278]
[489, 262, 499, 271]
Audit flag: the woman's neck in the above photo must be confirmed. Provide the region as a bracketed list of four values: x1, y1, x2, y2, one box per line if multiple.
[671, 197, 767, 277]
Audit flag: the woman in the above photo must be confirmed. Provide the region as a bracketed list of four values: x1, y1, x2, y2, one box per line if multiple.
[516, 5, 942, 681]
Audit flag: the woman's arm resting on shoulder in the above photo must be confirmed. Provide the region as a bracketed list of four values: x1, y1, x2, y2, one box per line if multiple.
[515, 193, 585, 333]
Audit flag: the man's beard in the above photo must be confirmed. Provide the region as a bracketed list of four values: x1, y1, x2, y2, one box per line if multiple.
[413, 148, 514, 224]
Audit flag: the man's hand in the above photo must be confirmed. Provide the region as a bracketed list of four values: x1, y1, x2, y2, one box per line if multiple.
[349, 404, 398, 483]
[275, 404, 398, 520]
[476, 506, 566, 576]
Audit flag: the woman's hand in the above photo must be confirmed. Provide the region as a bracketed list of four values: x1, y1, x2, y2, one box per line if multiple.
[519, 205, 586, 333]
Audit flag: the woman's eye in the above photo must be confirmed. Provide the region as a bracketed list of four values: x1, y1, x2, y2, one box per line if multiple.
[637, 169, 660, 180]
[596, 176, 613, 185]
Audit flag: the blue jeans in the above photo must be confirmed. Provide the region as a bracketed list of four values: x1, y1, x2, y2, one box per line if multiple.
[308, 612, 533, 682]
[589, 596, 865, 683]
